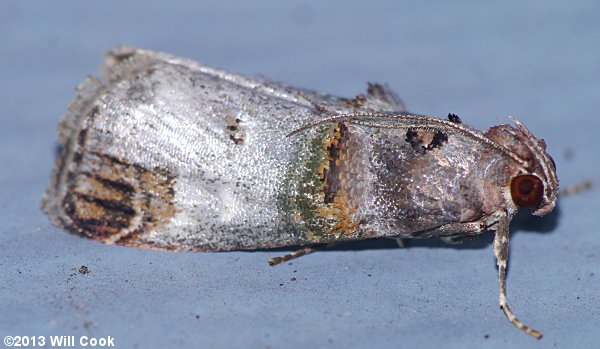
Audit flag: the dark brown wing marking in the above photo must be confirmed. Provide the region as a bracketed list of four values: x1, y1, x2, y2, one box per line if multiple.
[62, 149, 176, 245]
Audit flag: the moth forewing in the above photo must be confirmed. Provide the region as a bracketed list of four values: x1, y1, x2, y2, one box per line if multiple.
[43, 47, 558, 339]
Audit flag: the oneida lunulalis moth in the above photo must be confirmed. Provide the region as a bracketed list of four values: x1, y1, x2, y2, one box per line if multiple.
[43, 46, 559, 339]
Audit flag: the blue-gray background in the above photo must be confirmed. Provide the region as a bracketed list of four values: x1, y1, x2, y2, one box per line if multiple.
[1, 1, 599, 348]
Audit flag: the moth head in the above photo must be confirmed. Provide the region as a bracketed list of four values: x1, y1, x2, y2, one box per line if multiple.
[485, 117, 559, 216]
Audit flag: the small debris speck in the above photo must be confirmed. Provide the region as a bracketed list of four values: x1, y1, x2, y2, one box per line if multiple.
[279, 283, 284, 287]
[290, 277, 296, 281]
[78, 266, 90, 274]
[484, 334, 490, 339]
[564, 148, 574, 160]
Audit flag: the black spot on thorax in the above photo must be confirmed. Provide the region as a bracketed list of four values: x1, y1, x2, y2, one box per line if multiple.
[427, 131, 448, 150]
[405, 129, 448, 154]
[447, 113, 462, 123]
[405, 129, 426, 155]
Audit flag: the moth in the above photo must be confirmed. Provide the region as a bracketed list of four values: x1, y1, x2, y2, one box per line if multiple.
[43, 46, 558, 339]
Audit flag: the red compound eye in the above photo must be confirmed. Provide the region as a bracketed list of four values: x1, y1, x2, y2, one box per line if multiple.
[511, 174, 544, 208]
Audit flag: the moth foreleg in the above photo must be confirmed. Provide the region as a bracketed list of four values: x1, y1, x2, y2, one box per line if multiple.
[434, 220, 487, 244]
[435, 220, 487, 236]
[493, 212, 543, 339]
[268, 244, 322, 266]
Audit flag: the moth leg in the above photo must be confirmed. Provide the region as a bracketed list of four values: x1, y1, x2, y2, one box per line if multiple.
[435, 220, 487, 236]
[268, 244, 321, 266]
[493, 213, 543, 339]
[440, 235, 477, 245]
[391, 237, 405, 248]
[435, 220, 487, 244]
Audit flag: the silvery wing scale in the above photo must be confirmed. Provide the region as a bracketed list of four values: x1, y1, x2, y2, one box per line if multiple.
[43, 47, 558, 339]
